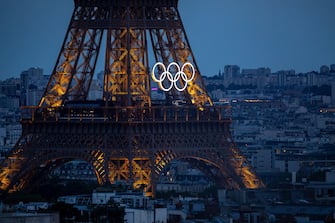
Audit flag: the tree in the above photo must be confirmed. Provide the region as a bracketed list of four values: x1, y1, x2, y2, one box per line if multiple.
[50, 202, 80, 223]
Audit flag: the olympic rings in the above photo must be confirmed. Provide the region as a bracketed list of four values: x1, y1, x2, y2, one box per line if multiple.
[151, 62, 195, 92]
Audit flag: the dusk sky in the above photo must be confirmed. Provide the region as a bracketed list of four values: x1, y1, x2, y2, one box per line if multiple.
[0, 0, 335, 80]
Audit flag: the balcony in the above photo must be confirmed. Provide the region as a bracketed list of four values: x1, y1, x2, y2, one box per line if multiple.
[20, 105, 232, 124]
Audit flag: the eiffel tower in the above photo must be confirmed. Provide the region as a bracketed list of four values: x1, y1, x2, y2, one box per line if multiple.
[0, 0, 263, 196]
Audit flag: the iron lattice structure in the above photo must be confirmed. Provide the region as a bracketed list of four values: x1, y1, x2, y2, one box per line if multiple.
[0, 0, 263, 196]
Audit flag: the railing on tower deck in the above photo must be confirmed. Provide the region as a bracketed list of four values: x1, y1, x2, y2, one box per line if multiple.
[20, 105, 232, 123]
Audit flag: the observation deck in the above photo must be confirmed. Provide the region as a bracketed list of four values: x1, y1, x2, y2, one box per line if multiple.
[20, 105, 232, 124]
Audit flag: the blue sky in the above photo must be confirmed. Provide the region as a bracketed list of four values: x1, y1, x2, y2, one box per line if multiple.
[0, 0, 335, 79]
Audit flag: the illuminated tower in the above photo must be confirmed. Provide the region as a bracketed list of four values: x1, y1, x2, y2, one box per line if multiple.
[0, 0, 263, 196]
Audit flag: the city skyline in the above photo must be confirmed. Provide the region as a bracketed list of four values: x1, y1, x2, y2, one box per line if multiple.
[0, 0, 335, 79]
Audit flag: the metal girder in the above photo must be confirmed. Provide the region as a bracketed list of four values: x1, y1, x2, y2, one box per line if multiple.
[108, 158, 151, 191]
[39, 4, 104, 107]
[104, 27, 151, 106]
[40, 0, 211, 108]
[152, 147, 261, 189]
[0, 0, 264, 196]
[149, 5, 212, 108]
[102, 4, 151, 106]
[74, 0, 178, 8]
[0, 148, 108, 192]
[0, 117, 264, 195]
